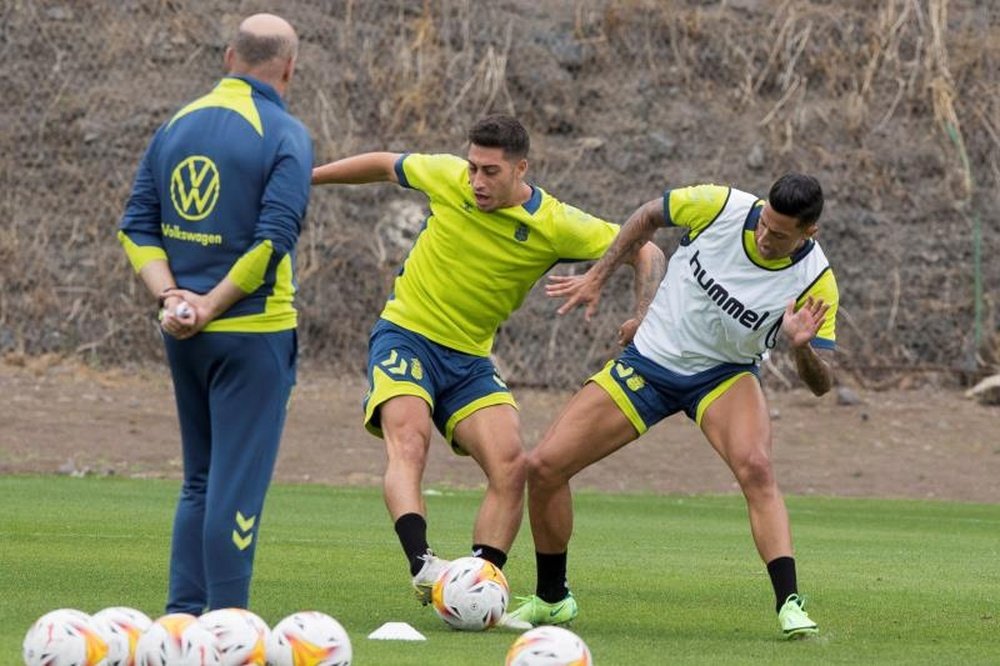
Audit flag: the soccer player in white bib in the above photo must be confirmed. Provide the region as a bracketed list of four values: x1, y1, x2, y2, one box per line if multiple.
[508, 174, 836, 639]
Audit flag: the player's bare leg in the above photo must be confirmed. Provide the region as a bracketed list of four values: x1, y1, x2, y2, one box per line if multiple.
[528, 382, 638, 551]
[379, 395, 446, 603]
[700, 374, 818, 638]
[510, 382, 638, 626]
[699, 375, 790, 562]
[380, 395, 434, 521]
[454, 403, 526, 555]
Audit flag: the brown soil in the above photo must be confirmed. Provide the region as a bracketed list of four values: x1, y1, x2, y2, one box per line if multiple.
[1, 355, 997, 503]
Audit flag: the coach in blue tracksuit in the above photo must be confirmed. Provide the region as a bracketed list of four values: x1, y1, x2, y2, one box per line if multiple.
[118, 13, 312, 614]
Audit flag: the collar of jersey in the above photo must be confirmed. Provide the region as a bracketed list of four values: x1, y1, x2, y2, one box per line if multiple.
[742, 203, 814, 270]
[521, 185, 543, 214]
[226, 75, 285, 110]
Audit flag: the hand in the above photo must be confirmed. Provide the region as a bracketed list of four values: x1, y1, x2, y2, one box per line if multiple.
[159, 289, 208, 340]
[545, 270, 605, 321]
[617, 318, 640, 346]
[781, 297, 829, 348]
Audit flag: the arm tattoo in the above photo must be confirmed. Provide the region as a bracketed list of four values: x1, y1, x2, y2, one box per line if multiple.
[793, 345, 834, 396]
[591, 199, 664, 286]
[633, 246, 666, 321]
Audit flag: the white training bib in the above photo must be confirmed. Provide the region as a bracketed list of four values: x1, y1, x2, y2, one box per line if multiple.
[634, 188, 831, 374]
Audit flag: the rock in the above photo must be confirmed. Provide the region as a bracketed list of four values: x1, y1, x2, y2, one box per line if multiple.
[836, 386, 863, 406]
[965, 374, 1000, 405]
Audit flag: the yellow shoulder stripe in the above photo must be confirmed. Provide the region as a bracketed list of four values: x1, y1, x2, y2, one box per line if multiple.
[797, 268, 838, 342]
[667, 185, 730, 240]
[168, 78, 263, 136]
[117, 230, 168, 273]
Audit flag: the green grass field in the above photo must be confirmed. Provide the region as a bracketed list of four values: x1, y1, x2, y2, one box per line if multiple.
[2, 476, 998, 665]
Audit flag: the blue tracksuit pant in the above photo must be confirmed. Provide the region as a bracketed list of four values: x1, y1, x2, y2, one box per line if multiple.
[162, 329, 296, 614]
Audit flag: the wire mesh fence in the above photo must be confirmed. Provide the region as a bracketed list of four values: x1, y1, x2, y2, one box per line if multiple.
[1, 0, 997, 388]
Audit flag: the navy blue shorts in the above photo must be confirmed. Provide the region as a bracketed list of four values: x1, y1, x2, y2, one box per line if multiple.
[589, 343, 758, 433]
[364, 319, 516, 453]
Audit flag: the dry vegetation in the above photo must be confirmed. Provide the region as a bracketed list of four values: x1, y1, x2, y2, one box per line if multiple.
[0, 0, 997, 389]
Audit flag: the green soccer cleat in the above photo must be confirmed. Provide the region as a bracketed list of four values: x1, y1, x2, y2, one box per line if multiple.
[778, 594, 819, 639]
[507, 593, 579, 627]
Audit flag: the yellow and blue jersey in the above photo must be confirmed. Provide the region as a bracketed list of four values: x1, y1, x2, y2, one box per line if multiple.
[381, 153, 620, 356]
[118, 76, 312, 332]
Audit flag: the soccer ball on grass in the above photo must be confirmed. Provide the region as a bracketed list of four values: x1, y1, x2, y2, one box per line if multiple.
[431, 556, 509, 631]
[91, 606, 152, 666]
[266, 611, 351, 666]
[23, 608, 109, 666]
[199, 608, 269, 666]
[505, 625, 593, 666]
[133, 613, 220, 666]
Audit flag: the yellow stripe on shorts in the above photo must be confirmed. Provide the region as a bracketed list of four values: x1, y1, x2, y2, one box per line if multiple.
[694, 371, 754, 426]
[444, 393, 519, 453]
[363, 366, 433, 438]
[589, 360, 648, 436]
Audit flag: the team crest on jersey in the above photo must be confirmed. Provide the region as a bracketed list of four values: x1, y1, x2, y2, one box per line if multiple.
[170, 155, 220, 221]
[514, 223, 530, 242]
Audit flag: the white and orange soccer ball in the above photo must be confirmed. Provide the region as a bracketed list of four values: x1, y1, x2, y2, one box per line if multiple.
[199, 608, 269, 666]
[91, 606, 153, 666]
[134, 613, 220, 666]
[266, 611, 351, 666]
[505, 625, 593, 666]
[431, 556, 509, 631]
[22, 608, 109, 666]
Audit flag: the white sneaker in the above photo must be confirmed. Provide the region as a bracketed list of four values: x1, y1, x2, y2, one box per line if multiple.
[495, 612, 533, 631]
[412, 550, 450, 605]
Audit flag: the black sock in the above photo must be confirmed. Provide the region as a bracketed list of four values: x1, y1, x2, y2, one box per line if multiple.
[472, 544, 508, 569]
[767, 556, 798, 613]
[394, 513, 430, 576]
[536, 551, 570, 603]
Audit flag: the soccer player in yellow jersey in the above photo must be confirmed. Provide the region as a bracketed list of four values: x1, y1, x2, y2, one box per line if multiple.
[509, 174, 836, 639]
[312, 115, 664, 612]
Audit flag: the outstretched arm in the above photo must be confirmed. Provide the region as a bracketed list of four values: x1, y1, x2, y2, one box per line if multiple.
[546, 197, 667, 324]
[617, 239, 666, 345]
[782, 297, 835, 396]
[312, 151, 402, 185]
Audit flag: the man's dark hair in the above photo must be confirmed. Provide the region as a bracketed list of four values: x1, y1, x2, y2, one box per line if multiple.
[768, 173, 824, 227]
[233, 31, 295, 66]
[468, 114, 530, 160]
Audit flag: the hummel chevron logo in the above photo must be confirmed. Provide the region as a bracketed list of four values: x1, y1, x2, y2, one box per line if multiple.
[380, 349, 409, 376]
[232, 510, 256, 551]
[235, 511, 256, 532]
[232, 530, 252, 551]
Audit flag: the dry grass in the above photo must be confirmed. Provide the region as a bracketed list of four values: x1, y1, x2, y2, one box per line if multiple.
[0, 0, 997, 387]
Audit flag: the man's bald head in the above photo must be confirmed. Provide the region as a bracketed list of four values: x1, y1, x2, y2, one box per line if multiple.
[226, 13, 299, 93]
